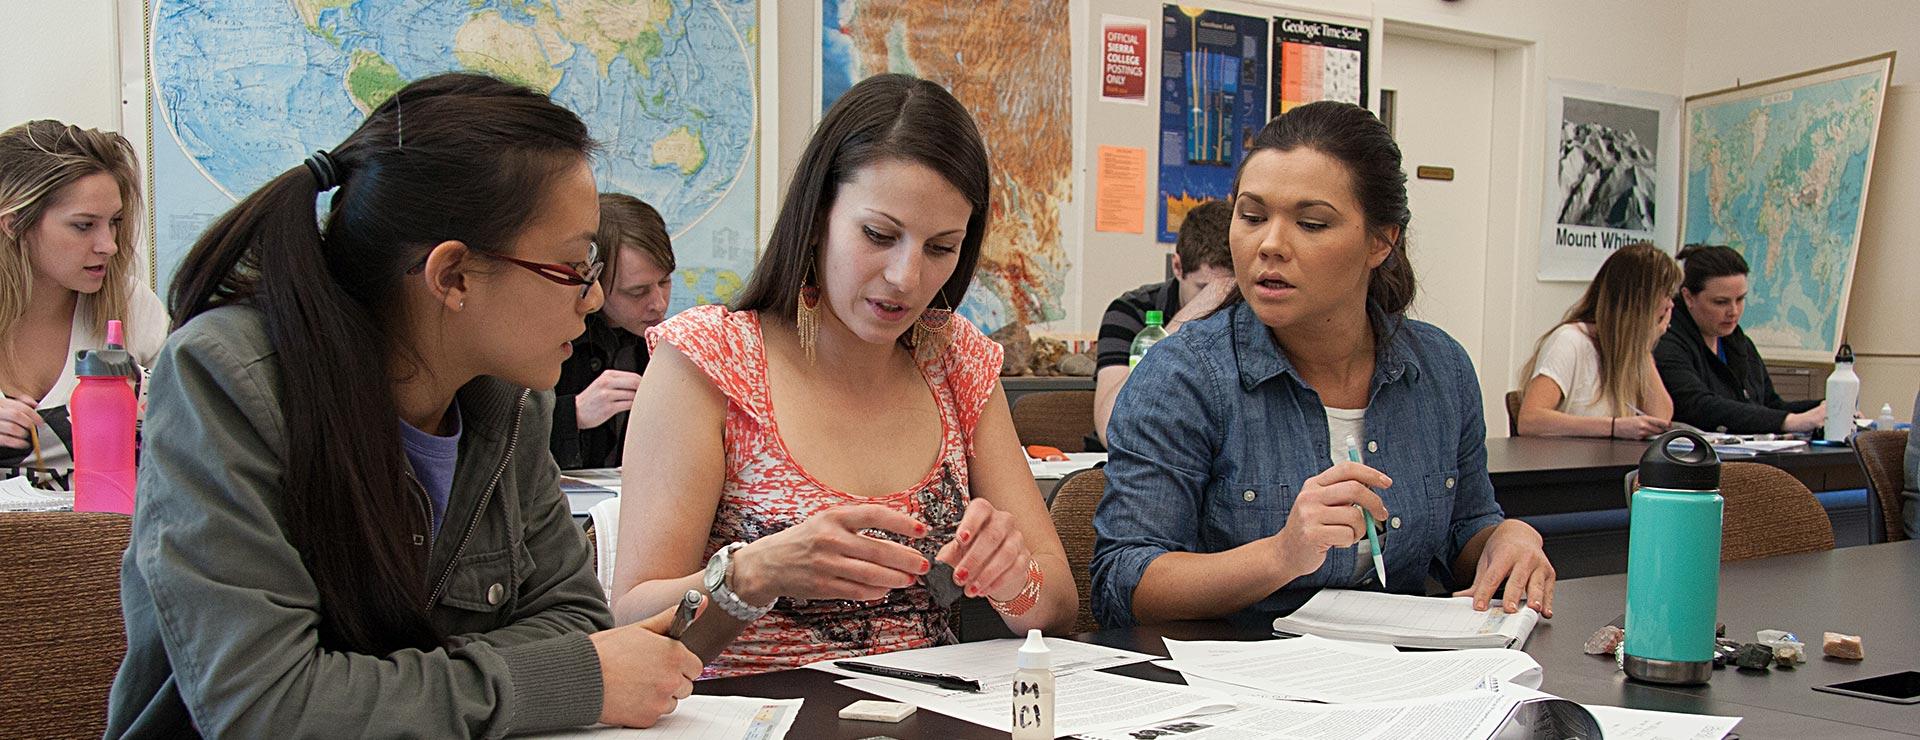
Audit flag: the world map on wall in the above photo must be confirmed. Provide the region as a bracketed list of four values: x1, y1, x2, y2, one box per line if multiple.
[148, 0, 758, 313]
[821, 0, 1071, 333]
[1683, 68, 1886, 358]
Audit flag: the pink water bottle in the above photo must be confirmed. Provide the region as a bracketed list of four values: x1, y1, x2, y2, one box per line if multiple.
[71, 319, 138, 515]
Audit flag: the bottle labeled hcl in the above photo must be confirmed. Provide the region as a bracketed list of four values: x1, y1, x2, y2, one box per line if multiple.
[1010, 629, 1054, 739]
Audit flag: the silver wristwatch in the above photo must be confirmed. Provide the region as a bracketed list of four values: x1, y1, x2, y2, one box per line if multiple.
[703, 542, 773, 622]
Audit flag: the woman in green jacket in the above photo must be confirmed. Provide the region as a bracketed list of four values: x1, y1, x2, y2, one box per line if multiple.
[108, 73, 700, 738]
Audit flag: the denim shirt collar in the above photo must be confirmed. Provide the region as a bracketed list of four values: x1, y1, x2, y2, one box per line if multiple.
[1227, 300, 1422, 395]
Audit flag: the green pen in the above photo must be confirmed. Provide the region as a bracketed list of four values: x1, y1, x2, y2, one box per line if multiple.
[1344, 435, 1387, 588]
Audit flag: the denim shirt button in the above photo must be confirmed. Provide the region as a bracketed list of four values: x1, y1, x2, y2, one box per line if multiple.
[1445, 477, 1456, 489]
[1390, 516, 1402, 529]
[1366, 440, 1379, 454]
[1242, 490, 1257, 502]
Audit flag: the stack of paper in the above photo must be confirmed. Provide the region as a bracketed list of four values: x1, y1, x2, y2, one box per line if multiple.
[1162, 635, 1543, 703]
[561, 467, 622, 516]
[1027, 452, 1106, 480]
[519, 696, 802, 739]
[1271, 589, 1540, 649]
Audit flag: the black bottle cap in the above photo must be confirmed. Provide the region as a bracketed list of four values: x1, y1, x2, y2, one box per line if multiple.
[1638, 430, 1720, 491]
[74, 347, 136, 379]
[1834, 343, 1854, 363]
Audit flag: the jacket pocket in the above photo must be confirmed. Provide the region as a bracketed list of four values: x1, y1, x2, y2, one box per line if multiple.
[438, 546, 518, 616]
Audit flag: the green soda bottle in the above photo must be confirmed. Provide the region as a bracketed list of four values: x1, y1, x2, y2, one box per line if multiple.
[1129, 310, 1168, 368]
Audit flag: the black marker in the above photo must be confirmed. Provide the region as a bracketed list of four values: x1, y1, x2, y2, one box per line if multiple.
[834, 660, 983, 693]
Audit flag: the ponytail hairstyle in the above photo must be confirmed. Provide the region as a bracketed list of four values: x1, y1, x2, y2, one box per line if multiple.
[1217, 101, 1415, 340]
[0, 121, 142, 386]
[169, 72, 596, 654]
[1522, 242, 1682, 415]
[732, 73, 990, 329]
[1674, 243, 1749, 296]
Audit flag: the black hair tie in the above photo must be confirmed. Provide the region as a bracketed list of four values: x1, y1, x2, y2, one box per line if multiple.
[303, 150, 341, 191]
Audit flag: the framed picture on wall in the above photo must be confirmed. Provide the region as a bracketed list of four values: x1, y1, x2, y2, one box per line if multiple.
[1536, 79, 1681, 282]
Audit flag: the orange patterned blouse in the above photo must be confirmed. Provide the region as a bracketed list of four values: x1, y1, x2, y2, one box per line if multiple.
[646, 305, 1004, 678]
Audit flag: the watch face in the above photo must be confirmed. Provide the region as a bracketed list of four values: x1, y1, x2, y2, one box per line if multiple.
[703, 547, 728, 592]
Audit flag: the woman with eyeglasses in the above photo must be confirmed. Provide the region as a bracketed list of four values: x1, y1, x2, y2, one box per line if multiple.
[109, 73, 701, 737]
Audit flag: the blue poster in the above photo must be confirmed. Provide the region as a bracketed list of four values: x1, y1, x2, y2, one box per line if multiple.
[1157, 5, 1268, 242]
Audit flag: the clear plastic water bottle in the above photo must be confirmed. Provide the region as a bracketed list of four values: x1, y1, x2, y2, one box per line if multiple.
[1128, 310, 1168, 368]
[1876, 403, 1897, 430]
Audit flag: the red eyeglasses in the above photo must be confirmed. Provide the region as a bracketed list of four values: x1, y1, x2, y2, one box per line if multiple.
[476, 241, 604, 299]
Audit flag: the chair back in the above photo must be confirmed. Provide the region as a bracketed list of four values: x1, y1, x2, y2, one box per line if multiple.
[1046, 468, 1106, 633]
[1011, 390, 1096, 453]
[0, 512, 132, 739]
[1504, 390, 1523, 437]
[1719, 462, 1834, 562]
[1852, 430, 1909, 543]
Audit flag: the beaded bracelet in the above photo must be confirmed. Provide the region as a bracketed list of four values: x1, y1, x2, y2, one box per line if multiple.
[987, 559, 1044, 617]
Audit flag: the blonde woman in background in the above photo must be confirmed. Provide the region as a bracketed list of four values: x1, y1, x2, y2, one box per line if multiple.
[0, 120, 169, 489]
[1516, 242, 1679, 439]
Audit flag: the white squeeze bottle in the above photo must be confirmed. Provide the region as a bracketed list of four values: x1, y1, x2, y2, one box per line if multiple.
[1824, 343, 1859, 442]
[1877, 403, 1897, 430]
[1010, 629, 1054, 740]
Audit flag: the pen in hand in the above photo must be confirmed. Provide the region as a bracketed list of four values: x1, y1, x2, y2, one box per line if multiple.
[667, 589, 703, 640]
[1344, 435, 1388, 589]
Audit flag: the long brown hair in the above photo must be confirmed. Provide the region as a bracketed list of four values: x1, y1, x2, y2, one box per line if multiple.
[1523, 242, 1681, 415]
[169, 73, 596, 654]
[1215, 101, 1415, 339]
[0, 121, 141, 389]
[731, 73, 990, 326]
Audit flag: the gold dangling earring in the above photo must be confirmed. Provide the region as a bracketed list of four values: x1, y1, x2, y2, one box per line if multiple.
[796, 272, 821, 365]
[912, 297, 955, 361]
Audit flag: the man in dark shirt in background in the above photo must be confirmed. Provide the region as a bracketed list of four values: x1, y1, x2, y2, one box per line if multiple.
[1092, 199, 1235, 447]
[551, 193, 675, 469]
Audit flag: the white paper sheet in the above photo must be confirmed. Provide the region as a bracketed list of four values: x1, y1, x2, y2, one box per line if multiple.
[1079, 692, 1515, 740]
[1583, 705, 1741, 740]
[806, 636, 1156, 688]
[1151, 639, 1400, 702]
[838, 668, 1235, 735]
[517, 696, 802, 739]
[0, 475, 71, 512]
[1164, 635, 1542, 703]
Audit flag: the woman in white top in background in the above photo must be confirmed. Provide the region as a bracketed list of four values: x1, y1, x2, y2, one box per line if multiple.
[0, 120, 169, 489]
[1517, 242, 1679, 439]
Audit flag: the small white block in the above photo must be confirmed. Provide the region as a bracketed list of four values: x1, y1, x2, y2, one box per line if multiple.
[839, 700, 916, 723]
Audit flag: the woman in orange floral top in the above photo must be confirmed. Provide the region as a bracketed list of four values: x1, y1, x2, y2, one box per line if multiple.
[609, 74, 1076, 677]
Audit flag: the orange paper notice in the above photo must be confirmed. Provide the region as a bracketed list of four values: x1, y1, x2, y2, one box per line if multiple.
[1095, 145, 1147, 234]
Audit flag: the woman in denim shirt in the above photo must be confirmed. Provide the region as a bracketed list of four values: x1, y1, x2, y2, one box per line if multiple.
[1091, 102, 1556, 628]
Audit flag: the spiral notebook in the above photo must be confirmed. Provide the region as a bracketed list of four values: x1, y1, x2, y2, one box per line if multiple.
[1271, 590, 1540, 649]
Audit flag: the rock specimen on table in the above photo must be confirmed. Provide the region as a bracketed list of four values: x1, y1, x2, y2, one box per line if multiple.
[1583, 625, 1624, 655]
[990, 322, 1033, 376]
[1057, 352, 1095, 376]
[1712, 638, 1742, 668]
[1823, 632, 1864, 660]
[1735, 643, 1774, 671]
[1756, 629, 1805, 665]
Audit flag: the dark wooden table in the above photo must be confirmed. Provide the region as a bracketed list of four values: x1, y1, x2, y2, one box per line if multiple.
[697, 540, 1920, 738]
[1487, 437, 1866, 517]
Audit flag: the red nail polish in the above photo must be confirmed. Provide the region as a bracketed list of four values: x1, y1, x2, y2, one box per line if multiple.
[919, 560, 931, 574]
[955, 567, 969, 582]
[959, 531, 971, 543]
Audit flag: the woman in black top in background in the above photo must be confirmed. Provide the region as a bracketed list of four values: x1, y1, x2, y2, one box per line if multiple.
[1653, 244, 1825, 434]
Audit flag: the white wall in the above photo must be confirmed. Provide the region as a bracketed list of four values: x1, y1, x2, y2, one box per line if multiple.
[1684, 0, 1920, 421]
[9, 0, 1911, 419]
[0, 0, 120, 131]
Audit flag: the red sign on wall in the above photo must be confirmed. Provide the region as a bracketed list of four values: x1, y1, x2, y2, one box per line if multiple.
[1100, 16, 1148, 104]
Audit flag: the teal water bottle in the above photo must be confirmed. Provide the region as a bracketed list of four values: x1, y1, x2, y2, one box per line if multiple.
[1623, 430, 1722, 685]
